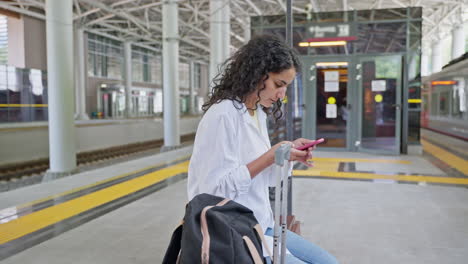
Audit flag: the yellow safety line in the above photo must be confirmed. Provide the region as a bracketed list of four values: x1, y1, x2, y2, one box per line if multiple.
[293, 170, 468, 185]
[0, 161, 189, 245]
[311, 157, 411, 164]
[15, 156, 191, 210]
[0, 104, 48, 107]
[421, 139, 468, 175]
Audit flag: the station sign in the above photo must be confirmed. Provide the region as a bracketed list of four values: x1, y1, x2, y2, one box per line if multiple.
[301, 23, 357, 47]
[307, 23, 356, 39]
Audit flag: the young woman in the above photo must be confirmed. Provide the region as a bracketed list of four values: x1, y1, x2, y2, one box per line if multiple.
[187, 35, 339, 264]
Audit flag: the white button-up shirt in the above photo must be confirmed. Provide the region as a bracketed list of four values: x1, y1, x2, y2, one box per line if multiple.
[188, 99, 277, 234]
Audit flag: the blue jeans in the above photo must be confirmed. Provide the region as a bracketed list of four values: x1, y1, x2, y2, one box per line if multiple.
[264, 228, 339, 264]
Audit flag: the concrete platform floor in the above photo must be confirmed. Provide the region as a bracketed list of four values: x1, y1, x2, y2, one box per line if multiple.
[3, 176, 467, 264]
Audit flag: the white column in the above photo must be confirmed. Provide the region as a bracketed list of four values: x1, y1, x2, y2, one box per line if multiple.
[209, 0, 230, 88]
[222, 1, 231, 59]
[189, 61, 196, 115]
[124, 41, 132, 118]
[431, 40, 442, 73]
[44, 0, 76, 177]
[75, 27, 89, 120]
[243, 16, 251, 44]
[421, 52, 430, 76]
[451, 23, 465, 60]
[162, 0, 180, 148]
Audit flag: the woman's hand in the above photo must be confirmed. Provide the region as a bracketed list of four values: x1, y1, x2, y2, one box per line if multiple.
[292, 138, 316, 167]
[271, 139, 314, 167]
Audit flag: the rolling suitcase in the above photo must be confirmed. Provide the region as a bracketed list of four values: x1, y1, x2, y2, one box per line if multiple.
[272, 143, 293, 264]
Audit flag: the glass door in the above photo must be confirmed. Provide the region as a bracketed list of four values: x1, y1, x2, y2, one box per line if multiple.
[315, 62, 350, 148]
[302, 58, 352, 150]
[357, 55, 402, 154]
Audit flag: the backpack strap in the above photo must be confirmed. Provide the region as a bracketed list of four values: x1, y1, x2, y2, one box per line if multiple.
[162, 221, 184, 264]
[253, 224, 273, 260]
[200, 198, 230, 264]
[243, 236, 264, 264]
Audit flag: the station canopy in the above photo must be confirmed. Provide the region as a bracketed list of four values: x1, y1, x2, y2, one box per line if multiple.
[0, 0, 467, 61]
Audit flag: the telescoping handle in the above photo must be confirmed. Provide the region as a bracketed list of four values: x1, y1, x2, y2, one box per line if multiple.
[273, 143, 292, 264]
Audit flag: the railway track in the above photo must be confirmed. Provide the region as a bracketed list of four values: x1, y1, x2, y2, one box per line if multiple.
[0, 134, 195, 186]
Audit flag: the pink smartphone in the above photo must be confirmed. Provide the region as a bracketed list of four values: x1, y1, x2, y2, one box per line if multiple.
[296, 138, 325, 151]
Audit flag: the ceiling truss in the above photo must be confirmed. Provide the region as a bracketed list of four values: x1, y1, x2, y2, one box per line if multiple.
[0, 0, 466, 62]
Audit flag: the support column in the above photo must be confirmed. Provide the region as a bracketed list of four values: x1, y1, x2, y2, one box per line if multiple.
[431, 40, 442, 73]
[243, 16, 251, 44]
[189, 61, 196, 115]
[421, 51, 430, 76]
[44, 0, 76, 180]
[451, 23, 465, 60]
[209, 0, 230, 88]
[75, 27, 89, 120]
[162, 0, 180, 149]
[124, 41, 133, 118]
[222, 1, 231, 59]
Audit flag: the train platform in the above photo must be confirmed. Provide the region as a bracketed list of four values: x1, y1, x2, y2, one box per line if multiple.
[0, 137, 467, 264]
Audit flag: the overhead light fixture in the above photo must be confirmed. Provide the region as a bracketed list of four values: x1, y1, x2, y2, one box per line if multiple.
[431, 80, 457, 85]
[298, 41, 347, 47]
[310, 41, 347, 47]
[316, 62, 348, 67]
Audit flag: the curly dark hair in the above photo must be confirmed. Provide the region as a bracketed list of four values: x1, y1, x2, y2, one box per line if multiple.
[202, 34, 301, 122]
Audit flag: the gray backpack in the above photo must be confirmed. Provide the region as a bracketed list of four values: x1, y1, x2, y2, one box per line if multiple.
[163, 193, 267, 263]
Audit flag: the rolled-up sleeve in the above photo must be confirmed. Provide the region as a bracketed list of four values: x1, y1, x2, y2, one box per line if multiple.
[188, 113, 252, 200]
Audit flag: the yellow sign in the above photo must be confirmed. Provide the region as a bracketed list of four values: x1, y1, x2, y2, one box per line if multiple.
[408, 99, 422, 103]
[327, 97, 336, 104]
[375, 94, 383, 103]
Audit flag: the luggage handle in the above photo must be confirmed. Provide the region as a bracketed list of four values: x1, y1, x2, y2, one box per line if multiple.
[273, 143, 292, 264]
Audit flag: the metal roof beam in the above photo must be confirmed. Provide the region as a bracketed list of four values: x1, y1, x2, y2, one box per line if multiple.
[424, 4, 461, 40]
[127, 2, 163, 12]
[276, 0, 286, 11]
[110, 0, 136, 8]
[183, 1, 244, 48]
[74, 7, 100, 20]
[0, 1, 44, 20]
[391, 0, 407, 8]
[244, 0, 262, 15]
[78, 0, 210, 53]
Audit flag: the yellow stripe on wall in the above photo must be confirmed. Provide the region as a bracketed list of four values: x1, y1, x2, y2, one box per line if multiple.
[0, 161, 189, 245]
[421, 139, 468, 175]
[0, 104, 48, 107]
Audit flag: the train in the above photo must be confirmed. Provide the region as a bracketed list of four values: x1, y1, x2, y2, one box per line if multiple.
[421, 54, 468, 141]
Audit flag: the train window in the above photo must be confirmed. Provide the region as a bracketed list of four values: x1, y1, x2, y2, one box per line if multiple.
[439, 91, 449, 116]
[431, 94, 438, 115]
[422, 94, 428, 112]
[452, 89, 461, 117]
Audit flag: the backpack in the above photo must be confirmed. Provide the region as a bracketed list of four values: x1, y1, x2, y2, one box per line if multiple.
[163, 193, 270, 264]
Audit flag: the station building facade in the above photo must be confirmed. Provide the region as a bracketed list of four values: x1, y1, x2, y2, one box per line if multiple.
[0, 12, 209, 123]
[253, 7, 422, 154]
